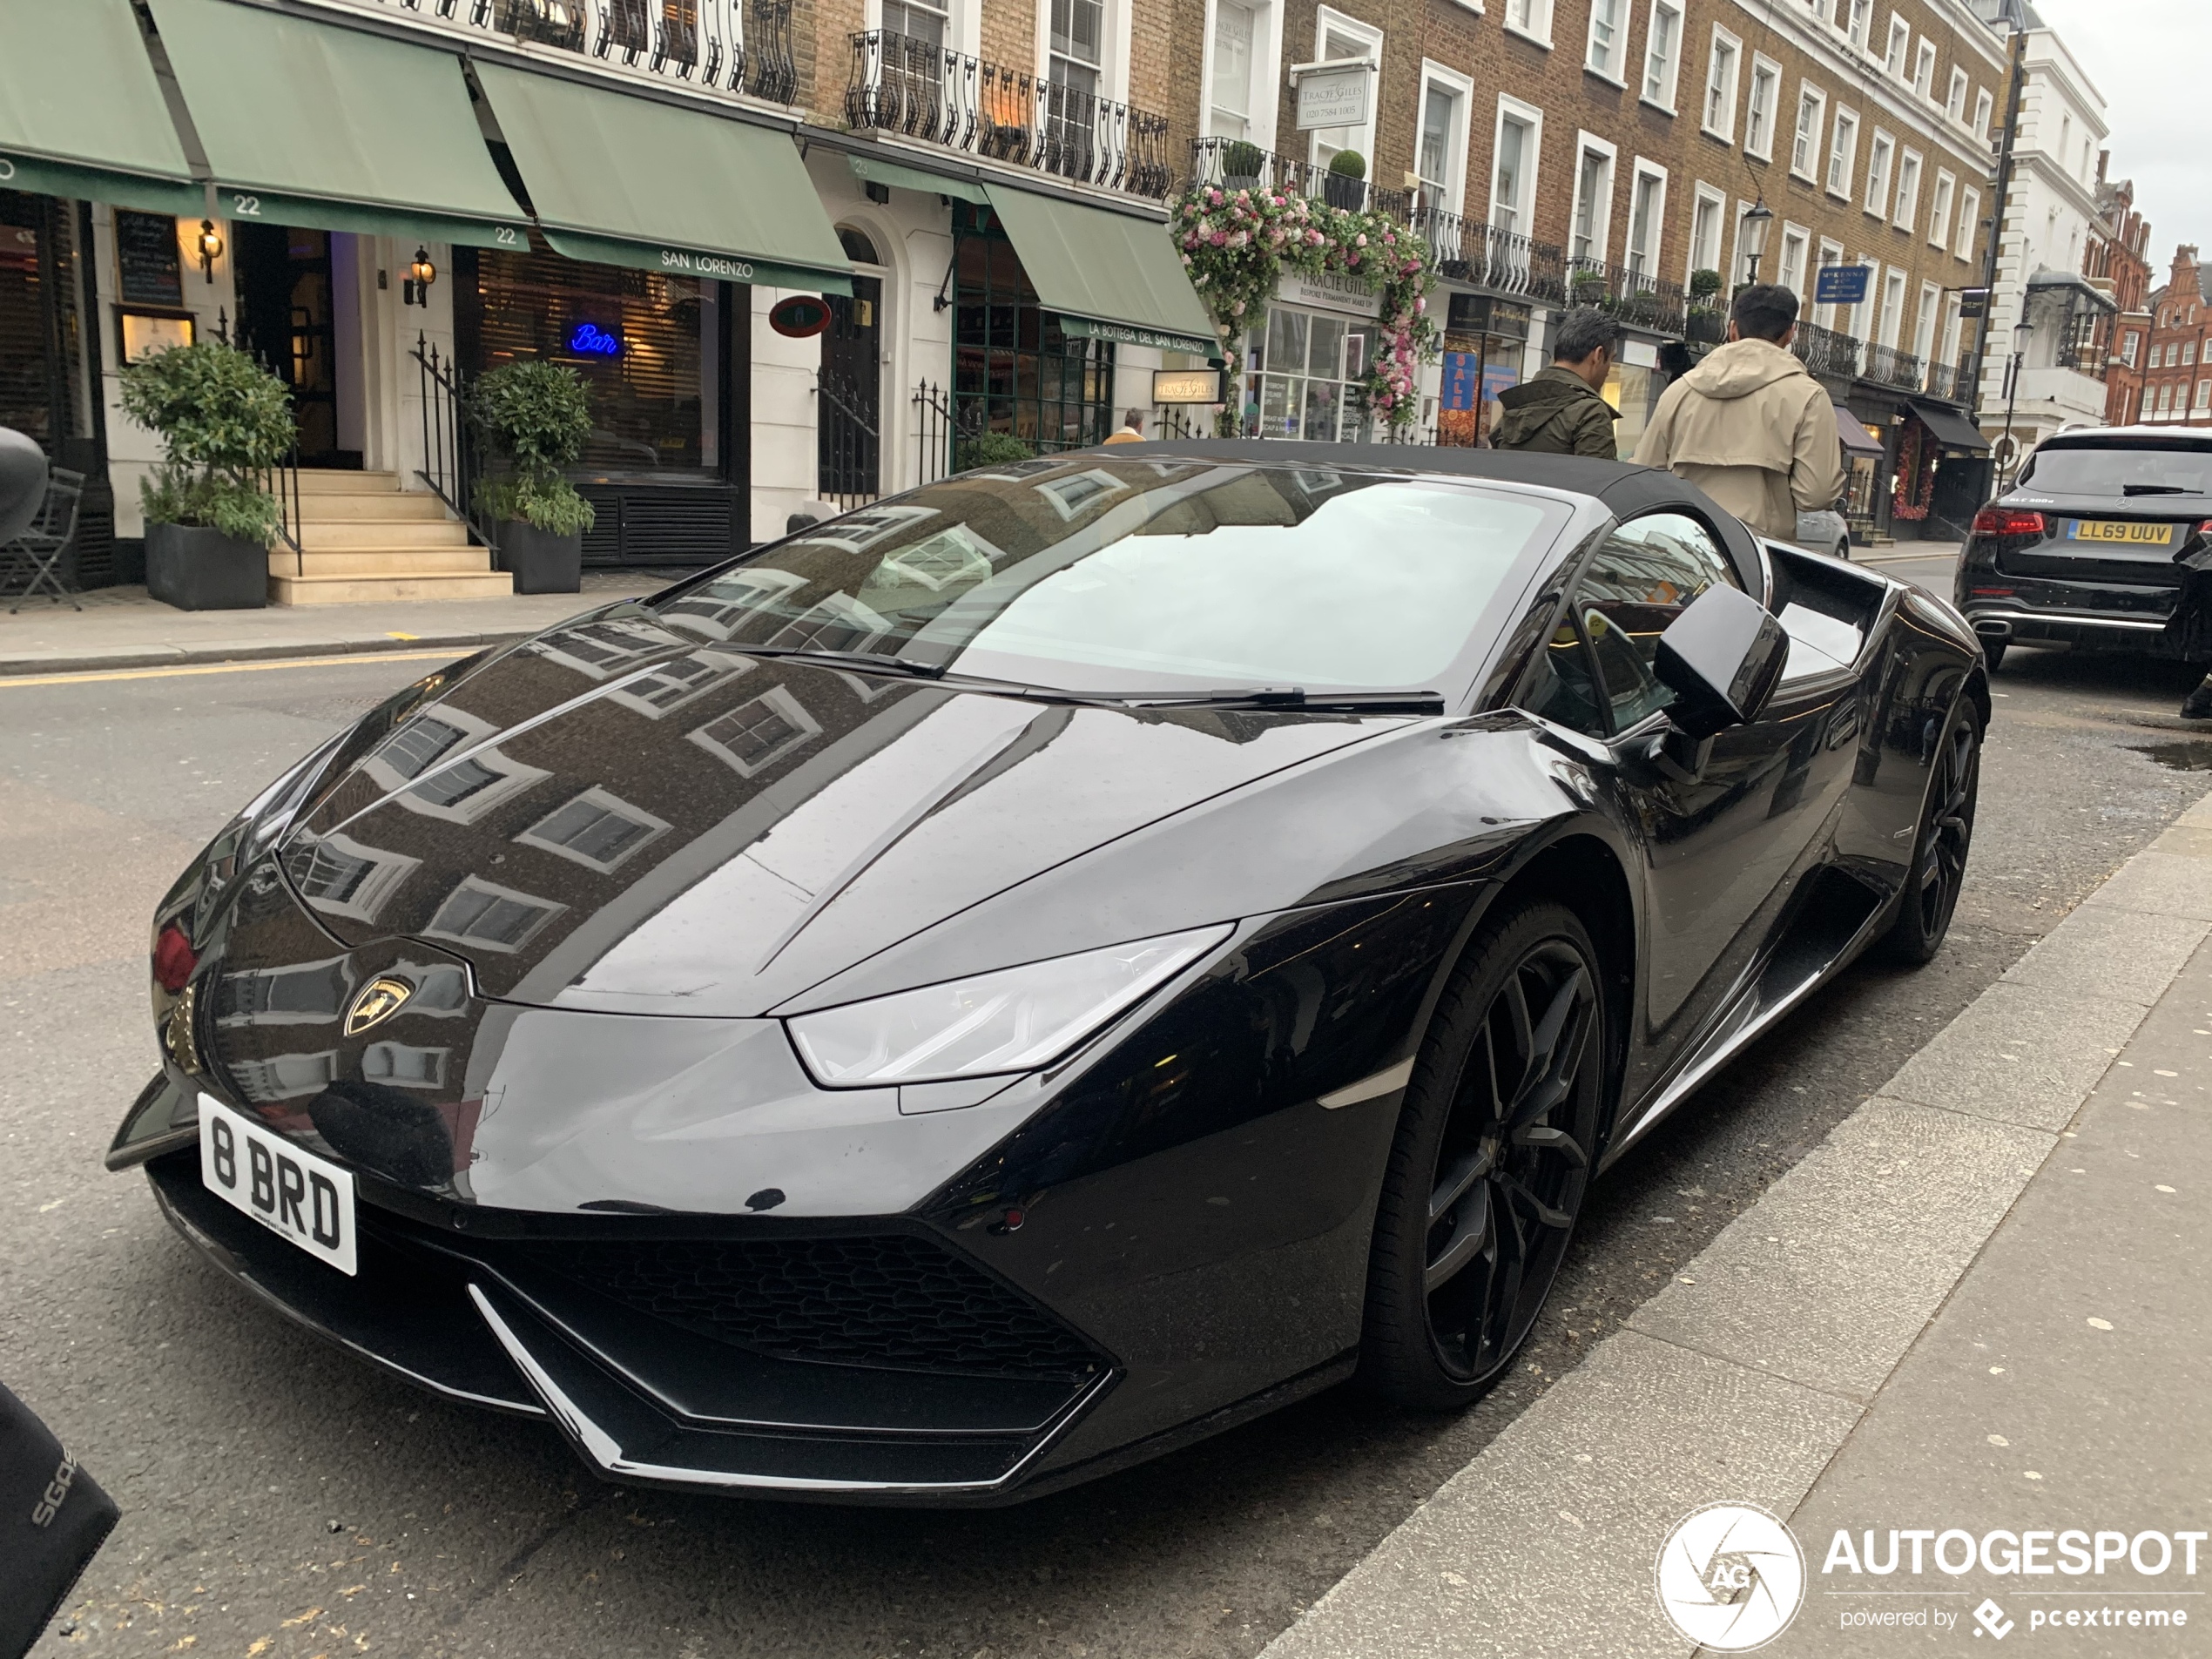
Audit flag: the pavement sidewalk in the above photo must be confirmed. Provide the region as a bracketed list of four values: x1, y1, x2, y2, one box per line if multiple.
[1262, 795, 2212, 1657]
[0, 574, 667, 678]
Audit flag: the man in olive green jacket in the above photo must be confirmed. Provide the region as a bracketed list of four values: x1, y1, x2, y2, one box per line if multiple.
[1634, 283, 1845, 540]
[1490, 307, 1622, 459]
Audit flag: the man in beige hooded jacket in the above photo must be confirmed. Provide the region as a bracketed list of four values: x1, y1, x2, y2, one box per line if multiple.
[1634, 282, 1844, 540]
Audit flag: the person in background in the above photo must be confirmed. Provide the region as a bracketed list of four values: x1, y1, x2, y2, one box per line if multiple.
[1634, 283, 1844, 540]
[1102, 408, 1147, 445]
[1490, 307, 1622, 459]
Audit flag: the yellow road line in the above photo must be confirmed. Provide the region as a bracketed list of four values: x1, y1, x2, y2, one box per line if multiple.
[0, 649, 465, 689]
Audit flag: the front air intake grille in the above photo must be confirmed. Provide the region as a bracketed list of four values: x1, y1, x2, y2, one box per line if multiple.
[517, 1234, 1103, 1382]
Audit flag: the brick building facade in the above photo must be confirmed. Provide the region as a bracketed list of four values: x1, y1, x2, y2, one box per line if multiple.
[2087, 154, 2153, 428]
[2141, 246, 2212, 428]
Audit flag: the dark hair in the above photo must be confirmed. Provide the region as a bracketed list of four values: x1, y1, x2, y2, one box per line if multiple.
[1553, 307, 1619, 364]
[1730, 282, 1800, 342]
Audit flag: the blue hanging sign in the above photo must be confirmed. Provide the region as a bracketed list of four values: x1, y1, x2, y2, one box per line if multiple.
[1440, 351, 1479, 413]
[568, 321, 622, 356]
[1813, 265, 1870, 305]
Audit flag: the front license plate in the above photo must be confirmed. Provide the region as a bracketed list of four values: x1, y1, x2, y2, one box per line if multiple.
[198, 1094, 357, 1275]
[2066, 519, 2177, 545]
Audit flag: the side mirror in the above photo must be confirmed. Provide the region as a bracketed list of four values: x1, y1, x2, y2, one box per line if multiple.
[1654, 583, 1788, 740]
[0, 426, 46, 544]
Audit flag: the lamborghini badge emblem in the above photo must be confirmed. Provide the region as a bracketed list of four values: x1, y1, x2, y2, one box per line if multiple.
[345, 975, 414, 1036]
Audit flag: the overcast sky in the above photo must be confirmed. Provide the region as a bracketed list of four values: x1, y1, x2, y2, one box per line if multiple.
[2028, 0, 2202, 266]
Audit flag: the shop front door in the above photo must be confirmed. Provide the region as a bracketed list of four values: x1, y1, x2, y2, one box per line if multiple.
[235, 222, 351, 467]
[819, 271, 882, 507]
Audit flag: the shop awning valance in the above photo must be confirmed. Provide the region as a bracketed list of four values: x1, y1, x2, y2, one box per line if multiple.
[147, 0, 529, 247]
[475, 64, 851, 294]
[981, 185, 1217, 357]
[846, 152, 990, 204]
[1834, 404, 1885, 457]
[1907, 399, 1993, 455]
[0, 0, 199, 214]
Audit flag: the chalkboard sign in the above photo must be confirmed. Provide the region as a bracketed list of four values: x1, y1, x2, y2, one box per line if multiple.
[115, 210, 184, 307]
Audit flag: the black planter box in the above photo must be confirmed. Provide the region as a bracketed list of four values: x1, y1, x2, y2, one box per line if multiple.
[145, 523, 266, 610]
[500, 520, 582, 594]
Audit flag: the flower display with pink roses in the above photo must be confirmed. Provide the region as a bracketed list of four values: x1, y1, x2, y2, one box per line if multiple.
[1171, 182, 1438, 435]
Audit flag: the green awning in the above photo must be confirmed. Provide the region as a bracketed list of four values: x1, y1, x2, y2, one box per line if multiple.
[475, 64, 851, 294]
[148, 0, 529, 247]
[0, 0, 200, 213]
[846, 152, 989, 204]
[983, 185, 1217, 356]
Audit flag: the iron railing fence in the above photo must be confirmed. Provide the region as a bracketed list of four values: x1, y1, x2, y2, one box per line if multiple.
[404, 0, 793, 103]
[257, 444, 304, 573]
[817, 369, 880, 512]
[1863, 342, 1925, 390]
[1925, 360, 1958, 401]
[410, 334, 498, 552]
[850, 32, 1173, 199]
[913, 381, 954, 488]
[1188, 137, 1413, 220]
[1563, 256, 1688, 335]
[1417, 209, 1567, 306]
[1792, 320, 1862, 382]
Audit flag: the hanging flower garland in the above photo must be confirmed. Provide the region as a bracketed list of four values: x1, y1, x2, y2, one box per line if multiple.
[1173, 184, 1438, 435]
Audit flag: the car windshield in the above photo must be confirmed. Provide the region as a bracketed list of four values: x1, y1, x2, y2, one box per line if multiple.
[648, 459, 1568, 695]
[2019, 445, 2212, 496]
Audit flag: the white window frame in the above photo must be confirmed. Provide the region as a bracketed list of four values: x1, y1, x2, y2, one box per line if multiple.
[1928, 167, 1955, 249]
[1199, 0, 1280, 148]
[1488, 95, 1543, 236]
[1813, 236, 1844, 328]
[1940, 293, 1964, 372]
[1972, 86, 1993, 138]
[1790, 82, 1826, 180]
[1956, 185, 1980, 260]
[1884, 14, 1910, 78]
[1865, 127, 1895, 218]
[515, 786, 672, 874]
[1702, 26, 1742, 142]
[1307, 7, 1382, 173]
[1844, 0, 1871, 49]
[1892, 148, 1921, 231]
[1912, 39, 1936, 100]
[1414, 59, 1474, 216]
[1686, 181, 1725, 287]
[1640, 0, 1683, 111]
[1946, 66, 1968, 123]
[1877, 266, 1906, 348]
[1826, 105, 1858, 199]
[1568, 130, 1619, 265]
[1624, 158, 1668, 280]
[1743, 55, 1780, 159]
[1912, 279, 1941, 367]
[1584, 0, 1627, 84]
[1778, 221, 1810, 299]
[1501, 0, 1552, 48]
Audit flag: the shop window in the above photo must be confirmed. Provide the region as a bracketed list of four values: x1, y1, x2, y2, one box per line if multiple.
[0, 191, 91, 454]
[951, 217, 1116, 455]
[455, 240, 732, 479]
[1243, 304, 1376, 441]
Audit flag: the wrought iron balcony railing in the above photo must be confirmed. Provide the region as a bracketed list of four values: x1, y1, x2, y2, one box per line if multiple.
[1416, 209, 1566, 306]
[1792, 320, 1862, 382]
[1562, 257, 1687, 336]
[1188, 137, 1413, 221]
[1925, 359, 1958, 401]
[419, 0, 795, 103]
[1862, 341, 1925, 390]
[849, 31, 1173, 200]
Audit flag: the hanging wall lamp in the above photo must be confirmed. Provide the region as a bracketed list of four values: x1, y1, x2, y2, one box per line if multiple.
[403, 246, 436, 307]
[196, 219, 223, 284]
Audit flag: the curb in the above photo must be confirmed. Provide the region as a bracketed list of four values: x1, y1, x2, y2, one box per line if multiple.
[1259, 793, 2212, 1659]
[0, 630, 532, 679]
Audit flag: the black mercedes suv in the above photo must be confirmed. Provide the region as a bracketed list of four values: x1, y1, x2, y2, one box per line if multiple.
[1954, 428, 2212, 670]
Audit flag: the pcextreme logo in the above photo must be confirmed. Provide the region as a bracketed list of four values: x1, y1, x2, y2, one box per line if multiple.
[1656, 1503, 1807, 1651]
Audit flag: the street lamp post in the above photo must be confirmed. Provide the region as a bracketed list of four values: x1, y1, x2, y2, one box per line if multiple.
[1740, 200, 1774, 286]
[2000, 315, 2032, 489]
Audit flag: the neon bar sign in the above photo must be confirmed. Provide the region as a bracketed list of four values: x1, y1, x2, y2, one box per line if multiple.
[568, 322, 621, 356]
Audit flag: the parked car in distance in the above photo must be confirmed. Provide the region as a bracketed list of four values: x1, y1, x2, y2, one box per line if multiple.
[1954, 428, 2212, 671]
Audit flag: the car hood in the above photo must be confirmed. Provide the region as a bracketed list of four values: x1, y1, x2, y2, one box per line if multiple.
[278, 610, 1410, 1017]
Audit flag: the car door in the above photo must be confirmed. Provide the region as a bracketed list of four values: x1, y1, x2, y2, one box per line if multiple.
[1516, 511, 1856, 1099]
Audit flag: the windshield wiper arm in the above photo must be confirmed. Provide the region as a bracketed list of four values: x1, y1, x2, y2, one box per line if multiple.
[2122, 483, 2194, 496]
[1116, 685, 1447, 713]
[732, 644, 947, 678]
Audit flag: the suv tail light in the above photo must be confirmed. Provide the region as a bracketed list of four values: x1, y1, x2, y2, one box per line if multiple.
[1972, 508, 2047, 537]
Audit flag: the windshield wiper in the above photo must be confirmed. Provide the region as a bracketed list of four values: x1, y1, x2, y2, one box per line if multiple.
[1112, 685, 1447, 713]
[2122, 483, 2195, 496]
[732, 644, 947, 678]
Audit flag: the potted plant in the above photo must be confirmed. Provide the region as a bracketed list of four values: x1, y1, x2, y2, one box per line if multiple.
[1322, 149, 1366, 211]
[1686, 266, 1727, 343]
[1219, 139, 1265, 190]
[470, 361, 596, 594]
[118, 342, 292, 610]
[954, 431, 1035, 473]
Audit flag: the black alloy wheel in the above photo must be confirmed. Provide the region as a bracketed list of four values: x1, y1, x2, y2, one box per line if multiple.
[1881, 698, 1981, 965]
[1362, 901, 1608, 1408]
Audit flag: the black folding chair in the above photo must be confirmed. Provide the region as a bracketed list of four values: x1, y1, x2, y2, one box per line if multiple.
[1, 464, 83, 612]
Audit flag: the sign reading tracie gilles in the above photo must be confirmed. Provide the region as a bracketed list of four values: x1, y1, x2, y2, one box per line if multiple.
[1814, 265, 1871, 306]
[568, 322, 622, 355]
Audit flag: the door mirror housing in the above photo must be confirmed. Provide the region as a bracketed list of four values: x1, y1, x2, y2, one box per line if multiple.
[0, 426, 46, 545]
[1654, 583, 1789, 740]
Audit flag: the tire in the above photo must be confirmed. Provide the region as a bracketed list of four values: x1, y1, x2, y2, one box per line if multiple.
[1982, 639, 2007, 672]
[1879, 698, 1981, 966]
[1361, 901, 1608, 1408]
[1834, 536, 1852, 563]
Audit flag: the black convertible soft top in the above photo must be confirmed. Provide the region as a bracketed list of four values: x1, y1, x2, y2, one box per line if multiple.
[1096, 438, 1770, 597]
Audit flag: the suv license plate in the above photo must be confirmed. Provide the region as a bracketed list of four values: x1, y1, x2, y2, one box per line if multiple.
[2067, 520, 2177, 545]
[198, 1094, 357, 1275]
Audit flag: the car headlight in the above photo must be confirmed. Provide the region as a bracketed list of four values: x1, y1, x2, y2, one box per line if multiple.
[786, 924, 1233, 1087]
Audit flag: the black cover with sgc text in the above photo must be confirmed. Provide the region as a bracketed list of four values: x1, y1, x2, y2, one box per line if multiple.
[0, 1381, 118, 1659]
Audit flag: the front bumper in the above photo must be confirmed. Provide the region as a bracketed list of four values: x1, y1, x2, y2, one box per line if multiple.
[145, 1148, 1116, 1503]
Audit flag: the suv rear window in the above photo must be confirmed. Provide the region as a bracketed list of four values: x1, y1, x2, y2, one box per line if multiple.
[2019, 445, 2212, 496]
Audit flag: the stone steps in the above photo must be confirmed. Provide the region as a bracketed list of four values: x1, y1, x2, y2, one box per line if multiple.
[272, 470, 509, 606]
